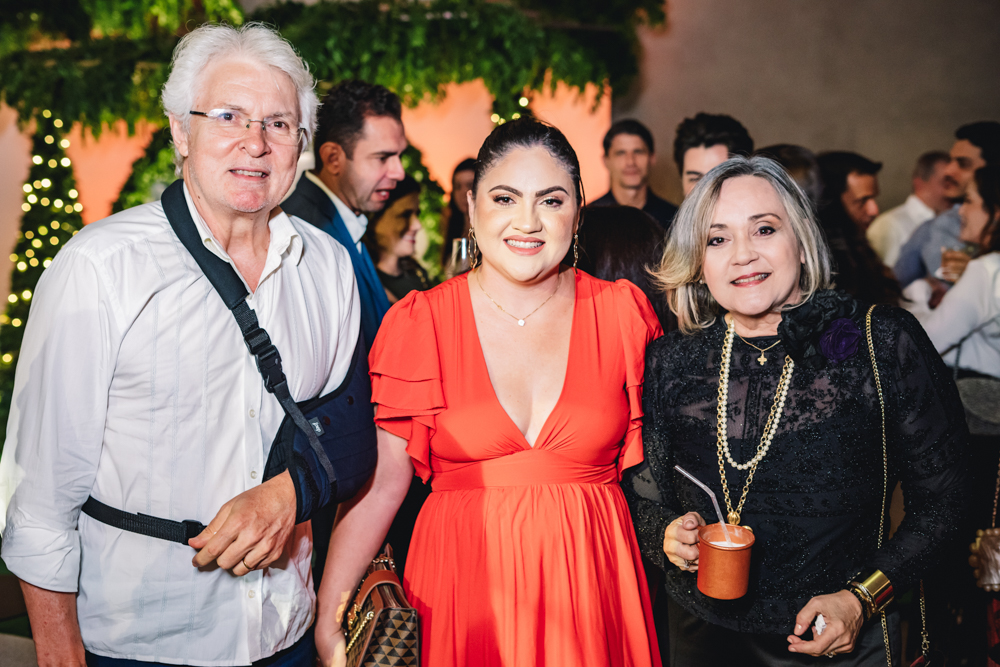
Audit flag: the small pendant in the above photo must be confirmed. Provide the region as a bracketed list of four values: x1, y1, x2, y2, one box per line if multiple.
[757, 354, 767, 365]
[727, 511, 740, 526]
[517, 319, 525, 327]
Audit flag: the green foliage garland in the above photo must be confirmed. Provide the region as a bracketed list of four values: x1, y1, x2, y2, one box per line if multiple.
[253, 0, 613, 119]
[112, 126, 177, 213]
[1, 0, 663, 131]
[400, 145, 446, 278]
[0, 112, 85, 442]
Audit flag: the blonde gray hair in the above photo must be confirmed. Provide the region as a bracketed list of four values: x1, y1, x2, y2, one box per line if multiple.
[161, 23, 318, 172]
[653, 155, 833, 334]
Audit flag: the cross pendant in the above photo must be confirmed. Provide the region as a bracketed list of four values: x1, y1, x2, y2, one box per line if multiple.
[757, 353, 767, 365]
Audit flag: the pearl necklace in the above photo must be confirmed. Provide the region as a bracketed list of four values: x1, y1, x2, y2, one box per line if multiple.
[716, 316, 795, 525]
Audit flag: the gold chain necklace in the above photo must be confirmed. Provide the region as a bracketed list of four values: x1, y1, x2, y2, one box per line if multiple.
[476, 270, 561, 327]
[716, 317, 795, 525]
[735, 333, 782, 365]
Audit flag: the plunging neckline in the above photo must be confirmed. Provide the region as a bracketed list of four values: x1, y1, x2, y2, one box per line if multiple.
[463, 270, 579, 449]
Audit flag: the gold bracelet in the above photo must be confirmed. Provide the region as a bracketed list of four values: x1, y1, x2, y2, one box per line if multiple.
[848, 570, 894, 619]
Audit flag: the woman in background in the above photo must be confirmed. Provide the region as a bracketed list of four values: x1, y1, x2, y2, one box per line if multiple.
[573, 205, 675, 332]
[440, 157, 476, 267]
[363, 175, 435, 304]
[916, 165, 1000, 666]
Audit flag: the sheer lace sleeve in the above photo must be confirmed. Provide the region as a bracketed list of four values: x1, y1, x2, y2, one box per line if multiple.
[865, 308, 970, 589]
[623, 335, 685, 571]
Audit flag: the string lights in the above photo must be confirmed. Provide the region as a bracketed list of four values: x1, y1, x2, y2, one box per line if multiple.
[0, 111, 84, 389]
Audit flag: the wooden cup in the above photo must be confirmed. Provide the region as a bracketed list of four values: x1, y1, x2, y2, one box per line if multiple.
[696, 523, 755, 600]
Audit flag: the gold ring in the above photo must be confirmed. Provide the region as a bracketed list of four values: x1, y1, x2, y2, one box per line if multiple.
[242, 556, 254, 571]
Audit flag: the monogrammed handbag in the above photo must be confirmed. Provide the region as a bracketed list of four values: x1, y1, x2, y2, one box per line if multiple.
[344, 545, 420, 667]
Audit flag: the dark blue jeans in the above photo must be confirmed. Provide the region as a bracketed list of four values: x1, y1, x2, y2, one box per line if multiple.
[85, 628, 313, 667]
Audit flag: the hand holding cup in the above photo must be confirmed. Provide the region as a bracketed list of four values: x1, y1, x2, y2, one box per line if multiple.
[663, 511, 706, 571]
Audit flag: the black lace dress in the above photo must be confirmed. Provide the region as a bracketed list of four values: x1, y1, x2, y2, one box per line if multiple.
[625, 293, 969, 636]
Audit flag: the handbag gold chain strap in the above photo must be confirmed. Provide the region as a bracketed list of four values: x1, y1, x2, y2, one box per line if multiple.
[866, 305, 930, 665]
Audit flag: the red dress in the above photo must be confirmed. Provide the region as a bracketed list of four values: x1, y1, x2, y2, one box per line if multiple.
[369, 270, 663, 667]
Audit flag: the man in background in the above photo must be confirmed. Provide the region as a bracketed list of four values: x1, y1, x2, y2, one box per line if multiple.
[282, 80, 407, 351]
[673, 112, 754, 197]
[867, 150, 951, 268]
[894, 121, 1000, 290]
[817, 151, 901, 305]
[280, 80, 407, 591]
[591, 119, 677, 230]
[819, 151, 882, 234]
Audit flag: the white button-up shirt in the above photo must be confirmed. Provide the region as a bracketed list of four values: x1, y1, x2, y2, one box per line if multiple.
[866, 194, 935, 268]
[304, 171, 368, 251]
[0, 185, 360, 665]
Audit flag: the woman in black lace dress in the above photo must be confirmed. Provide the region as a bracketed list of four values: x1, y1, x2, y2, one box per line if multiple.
[625, 156, 969, 665]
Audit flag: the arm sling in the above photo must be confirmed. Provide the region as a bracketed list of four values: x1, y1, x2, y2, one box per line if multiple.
[82, 179, 378, 543]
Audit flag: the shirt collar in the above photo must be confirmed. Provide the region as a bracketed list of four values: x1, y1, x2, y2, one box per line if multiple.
[181, 182, 303, 277]
[904, 194, 935, 222]
[304, 170, 368, 243]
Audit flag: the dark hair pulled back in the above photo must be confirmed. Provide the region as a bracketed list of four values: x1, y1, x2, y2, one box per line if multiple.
[472, 118, 584, 207]
[974, 166, 1000, 253]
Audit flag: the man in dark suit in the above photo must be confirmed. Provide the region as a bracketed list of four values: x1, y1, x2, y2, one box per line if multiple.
[281, 80, 407, 591]
[282, 80, 407, 350]
[590, 119, 678, 230]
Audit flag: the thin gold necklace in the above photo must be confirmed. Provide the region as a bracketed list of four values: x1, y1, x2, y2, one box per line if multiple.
[476, 270, 561, 327]
[717, 316, 795, 525]
[735, 333, 782, 365]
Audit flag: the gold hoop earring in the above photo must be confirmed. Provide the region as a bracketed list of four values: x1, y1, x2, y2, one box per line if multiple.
[572, 233, 579, 269]
[468, 228, 480, 270]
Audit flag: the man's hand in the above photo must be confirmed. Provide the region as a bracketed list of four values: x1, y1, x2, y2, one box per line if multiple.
[189, 469, 297, 576]
[19, 580, 86, 666]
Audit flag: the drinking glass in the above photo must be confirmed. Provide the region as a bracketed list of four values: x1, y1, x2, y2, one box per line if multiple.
[447, 238, 471, 278]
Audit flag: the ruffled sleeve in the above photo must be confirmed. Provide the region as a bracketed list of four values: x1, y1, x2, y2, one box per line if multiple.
[369, 290, 445, 482]
[613, 279, 665, 477]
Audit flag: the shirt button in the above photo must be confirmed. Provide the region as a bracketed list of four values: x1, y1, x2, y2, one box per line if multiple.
[249, 408, 256, 418]
[248, 590, 256, 598]
[250, 470, 258, 479]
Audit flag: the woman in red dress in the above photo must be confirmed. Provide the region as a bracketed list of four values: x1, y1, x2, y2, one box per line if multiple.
[317, 118, 662, 666]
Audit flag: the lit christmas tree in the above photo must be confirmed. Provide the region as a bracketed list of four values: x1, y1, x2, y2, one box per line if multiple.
[0, 110, 84, 445]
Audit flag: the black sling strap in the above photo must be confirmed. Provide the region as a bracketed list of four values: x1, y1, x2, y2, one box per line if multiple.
[158, 180, 337, 485]
[82, 496, 206, 544]
[83, 179, 338, 544]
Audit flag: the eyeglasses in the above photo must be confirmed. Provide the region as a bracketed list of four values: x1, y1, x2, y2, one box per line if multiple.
[189, 109, 304, 147]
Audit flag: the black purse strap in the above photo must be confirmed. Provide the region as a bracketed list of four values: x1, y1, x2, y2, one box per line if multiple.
[160, 179, 337, 486]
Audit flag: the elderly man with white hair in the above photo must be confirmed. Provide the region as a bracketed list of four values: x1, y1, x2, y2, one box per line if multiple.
[0, 23, 408, 667]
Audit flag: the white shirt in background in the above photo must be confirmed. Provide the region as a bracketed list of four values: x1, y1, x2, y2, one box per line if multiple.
[0, 184, 360, 665]
[920, 253, 1000, 378]
[867, 194, 935, 268]
[304, 170, 368, 251]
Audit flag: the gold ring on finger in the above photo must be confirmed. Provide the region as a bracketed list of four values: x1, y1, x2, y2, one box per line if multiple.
[242, 556, 255, 571]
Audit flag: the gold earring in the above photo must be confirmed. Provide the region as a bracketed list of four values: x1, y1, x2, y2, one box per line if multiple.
[572, 233, 579, 269]
[468, 228, 480, 270]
